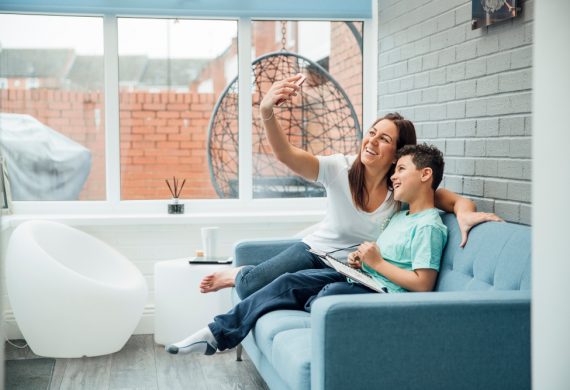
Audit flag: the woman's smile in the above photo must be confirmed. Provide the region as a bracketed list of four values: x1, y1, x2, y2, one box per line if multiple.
[360, 119, 398, 168]
[365, 146, 379, 156]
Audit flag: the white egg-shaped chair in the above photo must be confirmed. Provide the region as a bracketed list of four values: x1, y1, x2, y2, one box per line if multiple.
[6, 220, 148, 358]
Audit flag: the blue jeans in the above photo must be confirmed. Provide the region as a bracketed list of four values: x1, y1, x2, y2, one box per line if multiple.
[234, 242, 327, 299]
[209, 268, 375, 351]
[303, 278, 377, 311]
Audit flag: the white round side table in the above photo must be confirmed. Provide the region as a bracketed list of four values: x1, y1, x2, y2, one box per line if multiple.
[154, 258, 233, 345]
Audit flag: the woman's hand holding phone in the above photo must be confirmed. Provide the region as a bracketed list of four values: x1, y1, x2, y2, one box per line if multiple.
[276, 73, 306, 106]
[260, 73, 305, 117]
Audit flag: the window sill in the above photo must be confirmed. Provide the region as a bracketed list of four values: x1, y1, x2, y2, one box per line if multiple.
[1, 210, 325, 229]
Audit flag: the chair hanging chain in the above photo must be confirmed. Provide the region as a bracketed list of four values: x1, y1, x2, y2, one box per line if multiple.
[281, 21, 287, 51]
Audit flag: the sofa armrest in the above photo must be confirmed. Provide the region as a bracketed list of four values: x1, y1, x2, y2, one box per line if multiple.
[310, 290, 531, 390]
[233, 238, 301, 267]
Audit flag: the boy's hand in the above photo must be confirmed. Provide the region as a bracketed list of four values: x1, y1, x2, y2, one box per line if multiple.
[457, 211, 504, 247]
[347, 251, 362, 269]
[355, 241, 383, 268]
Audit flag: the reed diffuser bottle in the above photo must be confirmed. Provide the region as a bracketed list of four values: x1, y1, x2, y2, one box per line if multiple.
[165, 177, 185, 214]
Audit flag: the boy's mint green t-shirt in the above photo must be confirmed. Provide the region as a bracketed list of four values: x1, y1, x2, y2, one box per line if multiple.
[361, 208, 448, 293]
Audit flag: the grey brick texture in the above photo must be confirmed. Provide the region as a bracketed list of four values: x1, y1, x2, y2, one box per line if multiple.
[378, 0, 533, 224]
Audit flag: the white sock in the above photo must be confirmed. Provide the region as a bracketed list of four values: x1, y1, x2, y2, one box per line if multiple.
[165, 327, 218, 355]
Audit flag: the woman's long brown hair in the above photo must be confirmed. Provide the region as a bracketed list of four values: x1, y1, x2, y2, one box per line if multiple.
[348, 112, 417, 211]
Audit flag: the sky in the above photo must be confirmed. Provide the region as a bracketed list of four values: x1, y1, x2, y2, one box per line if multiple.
[0, 14, 237, 59]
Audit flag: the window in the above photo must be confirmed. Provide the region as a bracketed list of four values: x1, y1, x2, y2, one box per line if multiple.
[0, 5, 373, 213]
[117, 18, 238, 200]
[0, 14, 105, 201]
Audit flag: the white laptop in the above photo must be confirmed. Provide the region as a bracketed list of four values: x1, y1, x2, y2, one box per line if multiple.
[307, 248, 387, 293]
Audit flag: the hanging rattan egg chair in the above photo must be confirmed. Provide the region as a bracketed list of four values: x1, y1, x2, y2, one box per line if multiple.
[207, 51, 362, 199]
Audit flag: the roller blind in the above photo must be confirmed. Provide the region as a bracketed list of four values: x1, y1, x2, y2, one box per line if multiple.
[0, 0, 372, 19]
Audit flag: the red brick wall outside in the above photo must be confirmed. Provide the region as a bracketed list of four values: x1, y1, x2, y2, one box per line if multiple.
[0, 89, 218, 200]
[1, 86, 359, 201]
[119, 91, 218, 200]
[330, 22, 363, 131]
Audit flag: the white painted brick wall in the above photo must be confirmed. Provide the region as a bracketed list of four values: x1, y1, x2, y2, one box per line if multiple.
[378, 0, 533, 224]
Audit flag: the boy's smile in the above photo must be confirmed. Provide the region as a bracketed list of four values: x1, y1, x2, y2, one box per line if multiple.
[391, 155, 423, 202]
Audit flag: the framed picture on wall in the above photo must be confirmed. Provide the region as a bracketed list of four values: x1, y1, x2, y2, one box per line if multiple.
[472, 0, 521, 30]
[1, 156, 13, 215]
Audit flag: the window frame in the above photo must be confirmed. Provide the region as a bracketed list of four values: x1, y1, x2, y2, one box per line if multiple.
[4, 10, 377, 216]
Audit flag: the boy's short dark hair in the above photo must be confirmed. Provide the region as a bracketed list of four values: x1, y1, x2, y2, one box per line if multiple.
[396, 143, 445, 190]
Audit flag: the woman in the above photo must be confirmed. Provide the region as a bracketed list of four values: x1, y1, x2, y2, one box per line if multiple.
[200, 75, 500, 299]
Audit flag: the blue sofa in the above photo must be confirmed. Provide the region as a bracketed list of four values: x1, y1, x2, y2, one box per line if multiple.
[232, 214, 531, 390]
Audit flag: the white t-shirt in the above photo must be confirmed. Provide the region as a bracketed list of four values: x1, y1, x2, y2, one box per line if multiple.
[302, 154, 398, 256]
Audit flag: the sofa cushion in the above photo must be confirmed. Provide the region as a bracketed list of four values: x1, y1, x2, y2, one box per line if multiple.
[253, 310, 311, 365]
[271, 328, 311, 390]
[437, 214, 531, 292]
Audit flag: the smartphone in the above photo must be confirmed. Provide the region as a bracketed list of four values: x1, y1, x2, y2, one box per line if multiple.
[188, 256, 233, 265]
[276, 74, 306, 106]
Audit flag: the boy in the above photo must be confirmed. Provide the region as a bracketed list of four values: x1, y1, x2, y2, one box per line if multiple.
[166, 143, 448, 355]
[346, 143, 448, 293]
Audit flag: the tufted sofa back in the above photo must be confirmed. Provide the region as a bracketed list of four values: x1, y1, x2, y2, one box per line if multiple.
[435, 213, 531, 292]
